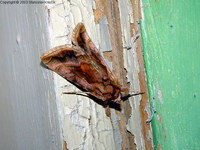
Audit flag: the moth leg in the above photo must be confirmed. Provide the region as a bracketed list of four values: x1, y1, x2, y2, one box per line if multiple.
[63, 91, 91, 95]
[105, 106, 111, 117]
[63, 91, 99, 99]
[129, 91, 145, 96]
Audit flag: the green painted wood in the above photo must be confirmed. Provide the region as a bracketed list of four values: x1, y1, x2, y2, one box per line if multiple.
[140, 0, 200, 149]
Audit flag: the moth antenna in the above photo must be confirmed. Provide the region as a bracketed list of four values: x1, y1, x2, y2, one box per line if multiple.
[129, 91, 145, 96]
[129, 91, 144, 94]
[121, 91, 144, 101]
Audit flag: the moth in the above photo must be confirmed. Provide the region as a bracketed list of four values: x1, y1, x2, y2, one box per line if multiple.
[41, 23, 142, 107]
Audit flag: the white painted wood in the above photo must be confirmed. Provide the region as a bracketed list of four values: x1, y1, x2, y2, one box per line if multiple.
[118, 0, 146, 149]
[0, 0, 149, 150]
[47, 1, 117, 150]
[46, 0, 147, 149]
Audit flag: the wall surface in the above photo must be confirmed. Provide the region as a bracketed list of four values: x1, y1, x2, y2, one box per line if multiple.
[0, 3, 61, 150]
[47, 0, 153, 149]
[141, 0, 200, 149]
[0, 0, 153, 150]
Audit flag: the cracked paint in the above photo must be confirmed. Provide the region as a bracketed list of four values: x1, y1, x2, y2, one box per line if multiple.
[46, 0, 152, 149]
[46, 1, 116, 150]
[118, 0, 146, 149]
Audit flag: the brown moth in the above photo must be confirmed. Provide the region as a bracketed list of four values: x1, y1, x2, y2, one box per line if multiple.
[41, 23, 141, 106]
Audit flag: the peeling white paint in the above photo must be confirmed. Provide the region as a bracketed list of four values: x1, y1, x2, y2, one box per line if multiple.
[124, 46, 145, 149]
[47, 1, 117, 150]
[118, 0, 134, 47]
[110, 109, 122, 150]
[140, 0, 145, 20]
[118, 0, 146, 149]
[98, 17, 112, 52]
[46, 0, 150, 149]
